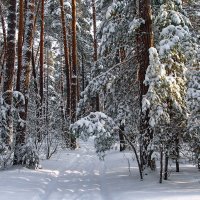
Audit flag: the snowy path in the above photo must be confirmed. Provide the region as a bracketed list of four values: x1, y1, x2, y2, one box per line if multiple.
[39, 141, 106, 200]
[0, 139, 200, 200]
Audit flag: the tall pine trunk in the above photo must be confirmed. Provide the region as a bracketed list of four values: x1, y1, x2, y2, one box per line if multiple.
[39, 0, 44, 105]
[59, 46, 65, 140]
[16, 0, 24, 91]
[2, 0, 17, 150]
[92, 0, 100, 111]
[136, 0, 154, 171]
[59, 0, 72, 147]
[35, 0, 44, 142]
[59, 0, 71, 118]
[0, 2, 6, 86]
[71, 0, 77, 149]
[14, 0, 35, 165]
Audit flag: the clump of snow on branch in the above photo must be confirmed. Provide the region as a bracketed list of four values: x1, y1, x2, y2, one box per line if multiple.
[143, 47, 170, 127]
[129, 18, 145, 33]
[159, 25, 189, 56]
[70, 112, 118, 158]
[77, 71, 116, 116]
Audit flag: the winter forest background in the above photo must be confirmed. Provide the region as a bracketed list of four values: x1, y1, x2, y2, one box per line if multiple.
[0, 0, 200, 198]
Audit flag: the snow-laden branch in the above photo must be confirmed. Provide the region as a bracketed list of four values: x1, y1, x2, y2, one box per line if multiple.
[77, 54, 135, 116]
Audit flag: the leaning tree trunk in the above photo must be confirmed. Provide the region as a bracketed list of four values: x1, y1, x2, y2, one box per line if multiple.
[14, 0, 35, 165]
[1, 0, 17, 150]
[136, 0, 154, 171]
[71, 0, 78, 149]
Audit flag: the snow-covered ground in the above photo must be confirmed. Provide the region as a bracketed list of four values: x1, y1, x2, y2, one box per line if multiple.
[0, 139, 200, 200]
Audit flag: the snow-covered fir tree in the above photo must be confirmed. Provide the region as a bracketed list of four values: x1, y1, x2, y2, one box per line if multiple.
[143, 0, 199, 176]
[75, 0, 143, 154]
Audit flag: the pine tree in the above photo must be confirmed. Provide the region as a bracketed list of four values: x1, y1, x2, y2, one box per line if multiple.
[39, 0, 44, 105]
[59, 0, 71, 118]
[71, 0, 78, 149]
[0, 2, 7, 85]
[143, 0, 195, 178]
[3, 0, 16, 93]
[16, 0, 24, 92]
[136, 0, 154, 170]
[14, 0, 37, 167]
[1, 0, 17, 167]
[92, 0, 100, 112]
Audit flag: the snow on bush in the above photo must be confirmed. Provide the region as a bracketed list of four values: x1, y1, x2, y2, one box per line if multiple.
[70, 112, 118, 159]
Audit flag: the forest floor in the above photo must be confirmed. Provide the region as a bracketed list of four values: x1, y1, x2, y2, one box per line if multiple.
[0, 138, 200, 200]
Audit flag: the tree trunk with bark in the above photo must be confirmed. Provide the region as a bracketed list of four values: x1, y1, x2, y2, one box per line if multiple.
[1, 0, 17, 149]
[14, 0, 35, 165]
[136, 0, 154, 171]
[39, 0, 44, 105]
[175, 136, 180, 172]
[92, 0, 100, 111]
[164, 149, 169, 180]
[16, 0, 24, 91]
[59, 0, 71, 118]
[0, 2, 6, 86]
[160, 144, 163, 183]
[59, 0, 72, 147]
[119, 123, 126, 151]
[71, 0, 77, 149]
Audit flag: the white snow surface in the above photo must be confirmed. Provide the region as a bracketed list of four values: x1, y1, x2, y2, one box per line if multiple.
[0, 138, 200, 200]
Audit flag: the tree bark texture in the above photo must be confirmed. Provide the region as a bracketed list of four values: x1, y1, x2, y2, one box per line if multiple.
[2, 0, 17, 147]
[59, 0, 71, 118]
[71, 0, 77, 121]
[175, 136, 180, 172]
[92, 0, 97, 62]
[71, 0, 77, 149]
[4, 0, 17, 92]
[39, 0, 44, 105]
[164, 150, 169, 180]
[16, 0, 24, 91]
[14, 0, 35, 164]
[119, 123, 126, 151]
[160, 144, 163, 183]
[136, 0, 154, 170]
[92, 0, 100, 111]
[0, 2, 7, 86]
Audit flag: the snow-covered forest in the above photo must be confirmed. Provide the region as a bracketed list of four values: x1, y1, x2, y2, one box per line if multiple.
[0, 0, 200, 199]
